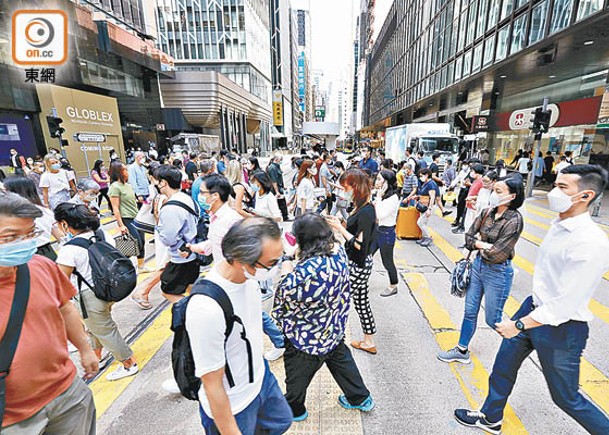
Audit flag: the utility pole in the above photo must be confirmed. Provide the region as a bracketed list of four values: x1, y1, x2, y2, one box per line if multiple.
[51, 107, 67, 158]
[526, 97, 549, 198]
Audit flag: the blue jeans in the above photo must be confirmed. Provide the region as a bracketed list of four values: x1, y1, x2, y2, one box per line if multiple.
[458, 256, 514, 348]
[262, 311, 285, 348]
[481, 297, 609, 434]
[199, 361, 293, 434]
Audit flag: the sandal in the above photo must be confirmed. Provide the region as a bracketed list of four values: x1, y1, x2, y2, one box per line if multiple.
[131, 297, 153, 310]
[351, 340, 377, 355]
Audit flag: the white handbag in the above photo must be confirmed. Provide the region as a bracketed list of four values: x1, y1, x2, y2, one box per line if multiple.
[132, 201, 156, 234]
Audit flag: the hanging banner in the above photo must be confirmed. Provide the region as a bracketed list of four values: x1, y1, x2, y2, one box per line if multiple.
[272, 89, 283, 126]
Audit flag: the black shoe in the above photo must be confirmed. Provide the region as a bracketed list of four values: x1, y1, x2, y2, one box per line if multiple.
[442, 210, 453, 217]
[452, 227, 464, 234]
[451, 220, 460, 227]
[454, 409, 502, 435]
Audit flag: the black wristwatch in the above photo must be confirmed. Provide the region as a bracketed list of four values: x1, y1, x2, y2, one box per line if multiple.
[515, 319, 526, 331]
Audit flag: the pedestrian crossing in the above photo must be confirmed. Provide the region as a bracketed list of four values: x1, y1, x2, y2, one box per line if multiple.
[404, 202, 609, 433]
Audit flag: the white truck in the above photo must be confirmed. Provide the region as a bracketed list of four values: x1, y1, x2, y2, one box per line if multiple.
[385, 123, 459, 165]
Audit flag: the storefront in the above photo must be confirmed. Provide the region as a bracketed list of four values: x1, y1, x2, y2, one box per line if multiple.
[37, 84, 125, 177]
[489, 96, 604, 166]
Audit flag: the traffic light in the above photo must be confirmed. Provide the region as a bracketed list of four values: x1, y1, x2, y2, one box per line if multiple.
[529, 107, 552, 136]
[46, 116, 65, 138]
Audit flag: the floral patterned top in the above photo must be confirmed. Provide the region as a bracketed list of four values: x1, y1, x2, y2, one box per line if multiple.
[272, 246, 351, 356]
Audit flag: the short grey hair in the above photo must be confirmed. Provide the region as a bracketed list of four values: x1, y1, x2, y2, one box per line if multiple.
[222, 217, 282, 265]
[199, 159, 214, 175]
[76, 178, 100, 192]
[0, 191, 43, 219]
[134, 151, 145, 160]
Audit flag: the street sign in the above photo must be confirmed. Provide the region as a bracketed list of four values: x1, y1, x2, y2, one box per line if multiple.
[74, 133, 106, 142]
[471, 115, 491, 133]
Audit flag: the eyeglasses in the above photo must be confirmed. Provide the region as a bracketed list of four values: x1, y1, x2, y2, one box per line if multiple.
[255, 258, 281, 270]
[0, 228, 43, 245]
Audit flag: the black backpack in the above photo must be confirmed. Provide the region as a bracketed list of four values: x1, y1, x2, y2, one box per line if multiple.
[66, 230, 137, 318]
[170, 279, 254, 400]
[163, 199, 212, 266]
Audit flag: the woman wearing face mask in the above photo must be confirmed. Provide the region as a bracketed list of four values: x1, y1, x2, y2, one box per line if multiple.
[251, 171, 282, 222]
[225, 159, 254, 218]
[474, 171, 498, 215]
[325, 168, 378, 354]
[40, 153, 77, 210]
[68, 178, 101, 215]
[54, 203, 139, 381]
[108, 161, 148, 272]
[296, 160, 317, 216]
[274, 213, 375, 421]
[371, 170, 400, 297]
[330, 162, 349, 219]
[438, 175, 524, 364]
[91, 159, 113, 214]
[415, 169, 438, 247]
[247, 156, 262, 179]
[3, 177, 64, 261]
[130, 167, 170, 310]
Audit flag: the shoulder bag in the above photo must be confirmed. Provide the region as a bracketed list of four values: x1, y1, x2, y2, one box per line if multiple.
[0, 264, 31, 428]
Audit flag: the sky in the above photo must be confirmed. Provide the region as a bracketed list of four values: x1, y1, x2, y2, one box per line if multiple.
[307, 0, 358, 83]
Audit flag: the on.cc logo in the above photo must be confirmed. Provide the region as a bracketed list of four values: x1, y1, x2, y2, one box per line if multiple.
[12, 10, 67, 65]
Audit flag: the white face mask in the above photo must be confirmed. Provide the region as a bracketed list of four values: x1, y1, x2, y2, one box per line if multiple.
[488, 191, 512, 208]
[243, 264, 280, 282]
[547, 187, 578, 213]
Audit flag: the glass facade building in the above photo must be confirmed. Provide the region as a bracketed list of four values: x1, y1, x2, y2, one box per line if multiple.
[365, 0, 609, 168]
[367, 0, 608, 126]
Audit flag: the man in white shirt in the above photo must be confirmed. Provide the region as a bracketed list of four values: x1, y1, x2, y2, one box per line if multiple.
[189, 174, 242, 263]
[554, 155, 571, 175]
[454, 164, 609, 435]
[128, 151, 150, 205]
[186, 217, 292, 434]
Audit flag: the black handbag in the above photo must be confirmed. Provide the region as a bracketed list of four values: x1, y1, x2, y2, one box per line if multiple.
[415, 202, 428, 213]
[0, 264, 31, 429]
[114, 233, 140, 258]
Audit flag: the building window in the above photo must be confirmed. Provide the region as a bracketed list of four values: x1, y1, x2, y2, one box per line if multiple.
[455, 55, 463, 80]
[515, 0, 528, 9]
[496, 25, 509, 61]
[550, 0, 573, 34]
[530, 0, 549, 44]
[501, 0, 514, 20]
[466, 1, 478, 46]
[511, 14, 527, 54]
[458, 12, 467, 51]
[476, 0, 488, 39]
[487, 0, 500, 29]
[483, 34, 495, 66]
[462, 49, 472, 77]
[472, 43, 483, 72]
[576, 0, 602, 21]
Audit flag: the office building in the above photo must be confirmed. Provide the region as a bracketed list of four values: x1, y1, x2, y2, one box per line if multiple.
[364, 0, 609, 168]
[155, 0, 273, 154]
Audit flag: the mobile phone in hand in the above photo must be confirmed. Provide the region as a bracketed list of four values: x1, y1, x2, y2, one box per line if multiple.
[179, 243, 192, 254]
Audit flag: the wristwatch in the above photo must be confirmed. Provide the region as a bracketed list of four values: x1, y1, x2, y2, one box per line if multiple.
[515, 319, 526, 331]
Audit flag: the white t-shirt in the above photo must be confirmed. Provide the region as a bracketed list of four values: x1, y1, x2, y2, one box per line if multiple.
[254, 192, 281, 220]
[39, 170, 74, 196]
[35, 205, 55, 247]
[555, 161, 570, 174]
[186, 267, 264, 416]
[517, 157, 530, 174]
[56, 230, 115, 290]
[296, 177, 315, 210]
[374, 193, 400, 227]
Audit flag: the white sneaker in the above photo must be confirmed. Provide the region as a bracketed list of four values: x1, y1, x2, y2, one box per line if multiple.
[138, 266, 154, 274]
[264, 347, 285, 361]
[106, 363, 139, 381]
[162, 378, 181, 394]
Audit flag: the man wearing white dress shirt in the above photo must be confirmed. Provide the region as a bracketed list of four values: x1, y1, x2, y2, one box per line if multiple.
[189, 174, 242, 263]
[454, 164, 609, 435]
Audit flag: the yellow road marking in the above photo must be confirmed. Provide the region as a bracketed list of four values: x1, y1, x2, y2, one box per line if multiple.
[403, 272, 528, 434]
[90, 306, 173, 418]
[525, 203, 609, 233]
[429, 227, 609, 416]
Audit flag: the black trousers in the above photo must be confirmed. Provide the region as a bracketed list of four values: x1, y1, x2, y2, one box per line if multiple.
[98, 187, 113, 213]
[455, 188, 468, 226]
[277, 196, 289, 221]
[283, 339, 370, 417]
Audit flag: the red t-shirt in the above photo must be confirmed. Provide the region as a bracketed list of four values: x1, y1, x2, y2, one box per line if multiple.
[466, 178, 483, 210]
[0, 255, 77, 427]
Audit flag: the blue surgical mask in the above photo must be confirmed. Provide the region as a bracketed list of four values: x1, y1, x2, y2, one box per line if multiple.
[0, 239, 38, 267]
[60, 232, 74, 245]
[51, 163, 61, 171]
[251, 184, 260, 194]
[198, 195, 212, 212]
[343, 190, 354, 201]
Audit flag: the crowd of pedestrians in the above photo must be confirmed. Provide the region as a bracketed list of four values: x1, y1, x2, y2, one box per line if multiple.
[1, 141, 609, 435]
